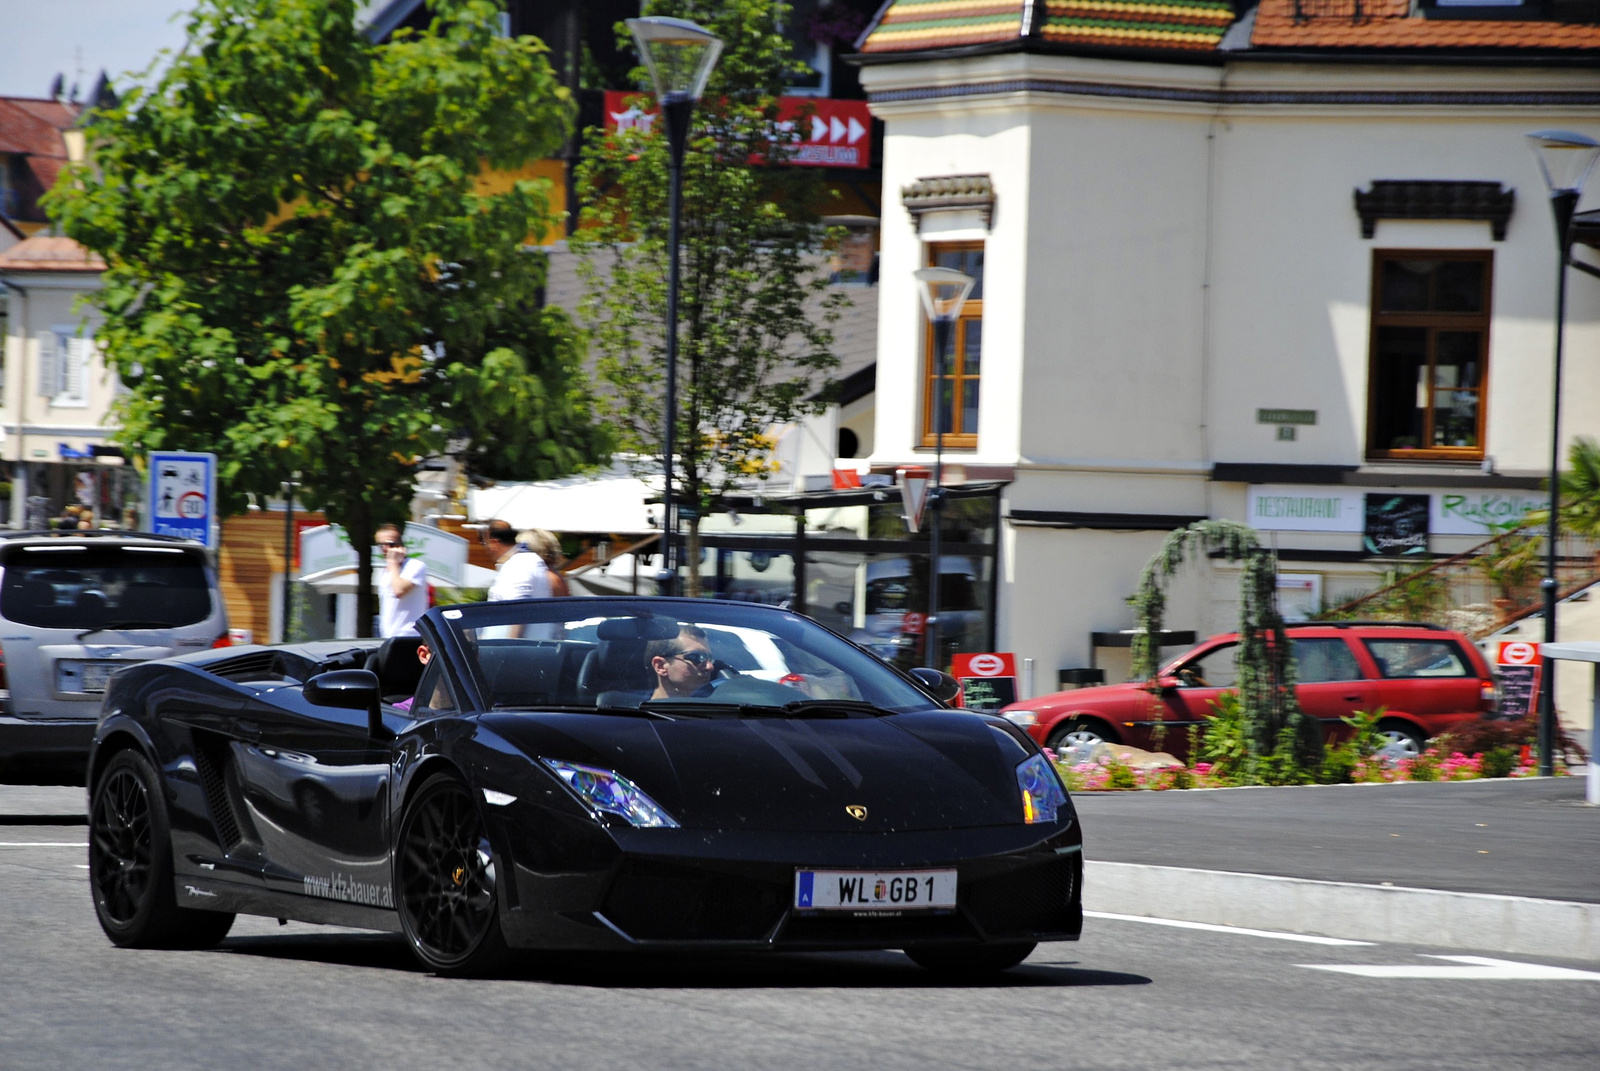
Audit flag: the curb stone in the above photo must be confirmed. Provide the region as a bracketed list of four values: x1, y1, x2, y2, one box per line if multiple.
[1084, 860, 1600, 961]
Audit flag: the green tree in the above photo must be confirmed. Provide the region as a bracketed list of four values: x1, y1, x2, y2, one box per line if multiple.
[1529, 435, 1600, 539]
[49, 0, 609, 635]
[1129, 520, 1321, 783]
[570, 0, 845, 594]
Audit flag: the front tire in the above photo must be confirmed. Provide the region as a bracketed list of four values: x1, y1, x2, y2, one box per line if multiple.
[1046, 718, 1115, 759]
[906, 942, 1037, 975]
[88, 749, 235, 949]
[395, 772, 512, 976]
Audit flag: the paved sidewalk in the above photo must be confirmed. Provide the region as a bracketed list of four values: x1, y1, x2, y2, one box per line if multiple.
[1074, 776, 1599, 903]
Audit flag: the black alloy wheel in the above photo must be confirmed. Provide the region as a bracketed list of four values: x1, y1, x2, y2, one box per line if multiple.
[88, 749, 235, 948]
[395, 772, 512, 976]
[905, 941, 1038, 975]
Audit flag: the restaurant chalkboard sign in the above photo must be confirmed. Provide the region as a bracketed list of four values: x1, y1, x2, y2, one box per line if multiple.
[1364, 493, 1430, 557]
[1496, 666, 1538, 721]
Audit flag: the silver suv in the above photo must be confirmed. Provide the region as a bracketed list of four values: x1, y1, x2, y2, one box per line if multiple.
[0, 531, 228, 783]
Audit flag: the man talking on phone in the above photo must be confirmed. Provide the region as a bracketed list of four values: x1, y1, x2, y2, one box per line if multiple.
[376, 524, 428, 637]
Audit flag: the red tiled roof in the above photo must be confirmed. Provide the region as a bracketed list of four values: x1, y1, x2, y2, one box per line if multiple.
[1252, 0, 1600, 49]
[0, 97, 76, 157]
[0, 235, 106, 273]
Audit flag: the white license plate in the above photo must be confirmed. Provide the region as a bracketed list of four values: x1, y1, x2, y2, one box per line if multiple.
[59, 662, 116, 694]
[794, 869, 957, 912]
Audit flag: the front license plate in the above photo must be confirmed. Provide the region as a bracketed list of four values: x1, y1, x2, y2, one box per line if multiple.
[794, 869, 957, 912]
[59, 662, 116, 694]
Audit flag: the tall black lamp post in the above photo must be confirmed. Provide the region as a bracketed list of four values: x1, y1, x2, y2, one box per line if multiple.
[913, 266, 975, 669]
[1526, 129, 1600, 776]
[627, 16, 723, 595]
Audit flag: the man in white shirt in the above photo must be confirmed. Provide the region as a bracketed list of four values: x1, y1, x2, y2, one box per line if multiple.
[485, 519, 550, 603]
[376, 524, 428, 637]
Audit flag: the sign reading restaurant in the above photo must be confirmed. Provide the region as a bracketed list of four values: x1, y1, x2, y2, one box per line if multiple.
[1247, 485, 1548, 537]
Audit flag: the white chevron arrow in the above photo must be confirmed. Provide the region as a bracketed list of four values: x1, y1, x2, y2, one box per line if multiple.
[1300, 955, 1600, 980]
[830, 115, 846, 143]
[847, 116, 866, 144]
[811, 115, 828, 142]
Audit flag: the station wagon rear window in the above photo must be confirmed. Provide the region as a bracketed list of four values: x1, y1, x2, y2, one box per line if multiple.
[0, 546, 213, 630]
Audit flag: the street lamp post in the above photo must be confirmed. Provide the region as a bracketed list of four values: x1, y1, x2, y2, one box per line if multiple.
[913, 267, 976, 670]
[627, 17, 723, 596]
[1526, 129, 1600, 776]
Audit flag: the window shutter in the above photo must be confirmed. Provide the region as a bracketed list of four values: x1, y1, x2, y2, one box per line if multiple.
[37, 331, 56, 397]
[64, 337, 88, 403]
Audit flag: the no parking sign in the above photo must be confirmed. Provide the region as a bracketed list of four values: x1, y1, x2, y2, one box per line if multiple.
[148, 451, 217, 547]
[952, 652, 1018, 712]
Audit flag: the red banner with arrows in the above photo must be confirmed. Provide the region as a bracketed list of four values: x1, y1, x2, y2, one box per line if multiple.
[602, 91, 872, 169]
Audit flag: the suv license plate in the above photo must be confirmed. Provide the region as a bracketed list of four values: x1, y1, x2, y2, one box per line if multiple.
[59, 662, 116, 694]
[794, 869, 957, 911]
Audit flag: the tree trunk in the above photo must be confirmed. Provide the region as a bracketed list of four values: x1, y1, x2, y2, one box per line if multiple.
[685, 514, 703, 597]
[348, 502, 376, 639]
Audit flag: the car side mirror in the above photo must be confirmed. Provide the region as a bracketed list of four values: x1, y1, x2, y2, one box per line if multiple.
[1153, 674, 1181, 695]
[305, 669, 388, 738]
[908, 667, 962, 704]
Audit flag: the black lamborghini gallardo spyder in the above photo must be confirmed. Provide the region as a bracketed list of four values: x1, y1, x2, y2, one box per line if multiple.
[86, 598, 1082, 975]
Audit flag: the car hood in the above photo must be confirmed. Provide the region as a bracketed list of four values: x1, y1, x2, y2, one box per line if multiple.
[1007, 680, 1148, 711]
[481, 709, 1037, 832]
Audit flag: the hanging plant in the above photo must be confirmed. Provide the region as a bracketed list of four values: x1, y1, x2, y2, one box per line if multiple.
[1129, 520, 1322, 783]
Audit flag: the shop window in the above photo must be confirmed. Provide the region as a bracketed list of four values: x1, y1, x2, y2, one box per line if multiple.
[1366, 251, 1491, 461]
[921, 242, 983, 449]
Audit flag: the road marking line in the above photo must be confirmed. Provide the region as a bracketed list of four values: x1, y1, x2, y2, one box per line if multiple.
[0, 842, 88, 848]
[1300, 955, 1600, 980]
[1085, 911, 1373, 946]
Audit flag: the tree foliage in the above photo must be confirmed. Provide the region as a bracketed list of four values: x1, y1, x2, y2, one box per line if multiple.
[48, 0, 609, 634]
[1129, 520, 1321, 783]
[570, 0, 845, 593]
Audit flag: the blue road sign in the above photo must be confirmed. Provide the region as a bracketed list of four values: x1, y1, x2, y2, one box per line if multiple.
[148, 451, 217, 547]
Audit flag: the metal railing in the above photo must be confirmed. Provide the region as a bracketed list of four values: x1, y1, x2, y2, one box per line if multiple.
[1318, 526, 1600, 641]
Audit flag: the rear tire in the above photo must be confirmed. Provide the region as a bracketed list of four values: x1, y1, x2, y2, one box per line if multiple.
[1377, 720, 1426, 760]
[906, 942, 1037, 975]
[88, 749, 235, 949]
[395, 772, 513, 977]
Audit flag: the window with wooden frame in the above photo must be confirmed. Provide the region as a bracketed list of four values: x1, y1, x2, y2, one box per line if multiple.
[1366, 250, 1492, 461]
[921, 242, 984, 450]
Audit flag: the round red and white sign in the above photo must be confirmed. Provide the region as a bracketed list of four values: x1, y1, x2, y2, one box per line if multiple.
[900, 612, 926, 635]
[967, 654, 1006, 677]
[1499, 641, 1538, 666]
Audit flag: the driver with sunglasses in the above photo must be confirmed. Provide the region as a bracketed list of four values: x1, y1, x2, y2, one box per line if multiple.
[645, 625, 719, 699]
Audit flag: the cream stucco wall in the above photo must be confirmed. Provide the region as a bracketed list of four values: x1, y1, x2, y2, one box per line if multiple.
[0, 271, 119, 461]
[862, 51, 1600, 702]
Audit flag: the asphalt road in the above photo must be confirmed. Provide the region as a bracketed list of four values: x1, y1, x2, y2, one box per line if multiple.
[5, 814, 1600, 1070]
[1074, 776, 1600, 902]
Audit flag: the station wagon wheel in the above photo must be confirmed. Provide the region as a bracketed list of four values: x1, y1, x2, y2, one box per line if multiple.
[1046, 718, 1115, 760]
[89, 749, 235, 949]
[395, 772, 512, 976]
[1377, 721, 1425, 760]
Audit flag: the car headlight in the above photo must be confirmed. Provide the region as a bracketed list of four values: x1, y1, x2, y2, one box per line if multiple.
[1015, 753, 1068, 825]
[541, 759, 680, 829]
[1002, 709, 1037, 728]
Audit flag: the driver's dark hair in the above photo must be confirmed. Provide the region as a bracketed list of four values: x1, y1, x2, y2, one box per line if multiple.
[645, 625, 708, 667]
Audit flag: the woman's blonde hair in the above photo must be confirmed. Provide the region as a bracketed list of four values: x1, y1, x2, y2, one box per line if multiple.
[519, 528, 565, 569]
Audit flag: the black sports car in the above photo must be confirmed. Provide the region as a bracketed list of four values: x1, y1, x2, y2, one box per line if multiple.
[86, 598, 1082, 975]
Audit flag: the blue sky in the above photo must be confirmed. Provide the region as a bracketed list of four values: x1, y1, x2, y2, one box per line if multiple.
[2, 0, 192, 99]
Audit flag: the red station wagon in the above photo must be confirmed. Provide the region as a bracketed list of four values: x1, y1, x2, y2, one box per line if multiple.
[1000, 623, 1498, 760]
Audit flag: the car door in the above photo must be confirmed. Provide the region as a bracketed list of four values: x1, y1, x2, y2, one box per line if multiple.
[1360, 635, 1482, 736]
[1164, 641, 1241, 736]
[1291, 636, 1374, 741]
[231, 690, 395, 908]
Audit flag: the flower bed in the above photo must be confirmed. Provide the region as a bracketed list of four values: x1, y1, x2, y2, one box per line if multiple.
[1048, 745, 1546, 792]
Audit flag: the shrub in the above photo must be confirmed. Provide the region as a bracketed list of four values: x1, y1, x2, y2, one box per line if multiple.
[1405, 749, 1441, 782]
[1105, 759, 1138, 790]
[1481, 746, 1517, 778]
[1433, 715, 1589, 768]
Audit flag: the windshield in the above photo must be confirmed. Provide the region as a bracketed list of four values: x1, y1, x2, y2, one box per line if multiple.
[0, 545, 214, 630]
[432, 598, 938, 713]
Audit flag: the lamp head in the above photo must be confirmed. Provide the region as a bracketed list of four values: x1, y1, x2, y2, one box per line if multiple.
[913, 267, 976, 324]
[1526, 129, 1600, 197]
[626, 17, 723, 103]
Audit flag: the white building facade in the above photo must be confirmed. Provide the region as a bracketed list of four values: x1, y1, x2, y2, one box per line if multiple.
[854, 0, 1600, 689]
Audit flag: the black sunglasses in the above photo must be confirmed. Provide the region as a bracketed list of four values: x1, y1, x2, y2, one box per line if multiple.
[672, 651, 715, 669]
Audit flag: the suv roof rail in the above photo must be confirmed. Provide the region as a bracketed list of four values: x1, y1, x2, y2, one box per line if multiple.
[0, 529, 199, 544]
[1290, 620, 1449, 632]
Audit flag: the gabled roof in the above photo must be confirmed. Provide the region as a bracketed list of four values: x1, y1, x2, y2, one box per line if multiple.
[856, 0, 1238, 57]
[0, 97, 78, 158]
[0, 235, 106, 274]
